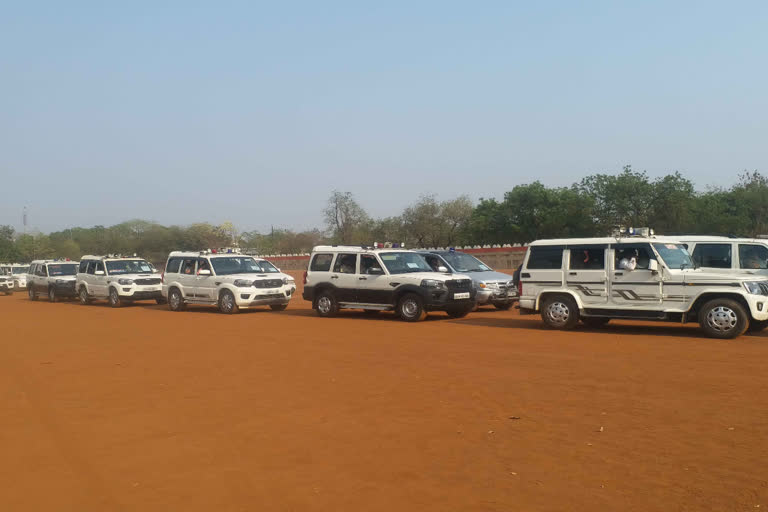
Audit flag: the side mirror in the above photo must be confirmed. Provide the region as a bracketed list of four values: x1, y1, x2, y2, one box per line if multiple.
[198, 269, 211, 276]
[648, 260, 659, 273]
[368, 267, 384, 275]
[95, 270, 105, 276]
[438, 266, 449, 273]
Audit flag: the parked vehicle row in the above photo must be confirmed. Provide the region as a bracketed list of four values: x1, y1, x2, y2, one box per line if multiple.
[0, 263, 30, 290]
[10, 232, 768, 339]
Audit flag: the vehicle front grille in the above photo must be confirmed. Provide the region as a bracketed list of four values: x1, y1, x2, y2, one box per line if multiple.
[759, 282, 768, 295]
[254, 293, 285, 300]
[254, 279, 283, 289]
[135, 278, 161, 285]
[446, 279, 472, 291]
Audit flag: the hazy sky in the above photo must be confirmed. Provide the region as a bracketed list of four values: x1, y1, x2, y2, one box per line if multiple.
[1, 1, 766, 234]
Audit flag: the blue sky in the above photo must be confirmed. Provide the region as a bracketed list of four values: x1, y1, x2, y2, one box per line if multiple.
[1, 1, 766, 233]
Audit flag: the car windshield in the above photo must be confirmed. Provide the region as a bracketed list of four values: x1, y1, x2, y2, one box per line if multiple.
[653, 243, 695, 269]
[47, 264, 78, 276]
[12, 267, 29, 274]
[211, 256, 265, 275]
[379, 252, 433, 274]
[441, 252, 491, 272]
[254, 260, 280, 273]
[106, 259, 154, 275]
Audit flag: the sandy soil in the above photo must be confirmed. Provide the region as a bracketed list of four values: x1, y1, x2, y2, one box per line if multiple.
[1, 271, 767, 511]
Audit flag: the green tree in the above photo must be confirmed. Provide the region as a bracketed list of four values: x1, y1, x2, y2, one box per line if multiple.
[324, 191, 370, 244]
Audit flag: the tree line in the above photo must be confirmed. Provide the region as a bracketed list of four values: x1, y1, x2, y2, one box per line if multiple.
[1, 167, 767, 263]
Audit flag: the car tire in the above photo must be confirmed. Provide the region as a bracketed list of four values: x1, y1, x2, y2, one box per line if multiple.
[270, 304, 288, 311]
[582, 317, 610, 328]
[78, 286, 90, 305]
[397, 293, 427, 322]
[108, 287, 123, 308]
[747, 319, 768, 334]
[493, 301, 514, 311]
[168, 288, 185, 312]
[48, 287, 57, 303]
[315, 290, 339, 318]
[218, 290, 239, 314]
[28, 286, 37, 301]
[540, 294, 580, 330]
[446, 305, 472, 318]
[698, 298, 749, 339]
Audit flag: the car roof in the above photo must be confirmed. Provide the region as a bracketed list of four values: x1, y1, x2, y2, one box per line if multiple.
[655, 235, 768, 244]
[528, 236, 676, 246]
[167, 251, 264, 260]
[311, 245, 410, 253]
[30, 259, 79, 264]
[80, 255, 148, 261]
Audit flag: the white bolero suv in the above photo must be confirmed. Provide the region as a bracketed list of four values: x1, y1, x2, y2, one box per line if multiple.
[76, 255, 163, 307]
[161, 250, 296, 314]
[518, 236, 768, 339]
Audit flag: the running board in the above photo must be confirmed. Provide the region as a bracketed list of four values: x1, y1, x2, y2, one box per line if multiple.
[338, 303, 392, 311]
[583, 308, 667, 320]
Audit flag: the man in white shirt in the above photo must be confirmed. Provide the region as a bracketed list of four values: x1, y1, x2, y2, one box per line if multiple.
[618, 250, 637, 270]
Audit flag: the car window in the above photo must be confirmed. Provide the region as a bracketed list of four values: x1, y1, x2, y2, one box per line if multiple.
[36, 265, 47, 276]
[569, 245, 606, 270]
[48, 264, 78, 276]
[86, 262, 96, 275]
[95, 262, 105, 274]
[738, 244, 768, 270]
[28, 264, 37, 275]
[333, 254, 357, 274]
[613, 244, 656, 270]
[106, 259, 153, 275]
[423, 254, 445, 272]
[310, 253, 333, 272]
[165, 257, 183, 274]
[360, 255, 381, 274]
[180, 258, 197, 275]
[197, 259, 211, 274]
[79, 261, 89, 273]
[692, 243, 731, 269]
[526, 246, 564, 269]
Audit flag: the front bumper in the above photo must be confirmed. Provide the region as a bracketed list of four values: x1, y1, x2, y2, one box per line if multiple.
[476, 289, 517, 305]
[119, 286, 163, 300]
[423, 288, 477, 310]
[746, 296, 768, 321]
[53, 281, 77, 297]
[0, 282, 12, 291]
[237, 286, 295, 307]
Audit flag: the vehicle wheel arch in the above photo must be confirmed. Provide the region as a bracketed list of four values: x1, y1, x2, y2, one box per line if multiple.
[311, 283, 338, 307]
[392, 284, 428, 306]
[688, 293, 751, 319]
[535, 290, 582, 311]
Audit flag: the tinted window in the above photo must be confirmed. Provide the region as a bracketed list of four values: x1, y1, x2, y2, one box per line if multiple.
[333, 254, 357, 274]
[360, 255, 381, 274]
[310, 253, 333, 272]
[48, 264, 78, 276]
[36, 265, 47, 276]
[527, 246, 564, 269]
[692, 244, 731, 269]
[569, 245, 606, 270]
[28, 264, 37, 275]
[739, 244, 768, 270]
[79, 261, 89, 273]
[106, 259, 153, 275]
[95, 262, 105, 273]
[87, 262, 96, 275]
[165, 257, 183, 274]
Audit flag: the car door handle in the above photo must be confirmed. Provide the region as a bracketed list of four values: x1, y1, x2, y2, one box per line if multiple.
[330, 275, 339, 279]
[614, 272, 623, 276]
[358, 277, 367, 280]
[569, 272, 577, 276]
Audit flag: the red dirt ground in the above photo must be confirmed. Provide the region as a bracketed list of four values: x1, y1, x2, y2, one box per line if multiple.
[1, 271, 767, 511]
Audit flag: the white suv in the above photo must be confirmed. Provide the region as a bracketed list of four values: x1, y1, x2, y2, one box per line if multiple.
[76, 255, 162, 307]
[27, 260, 80, 302]
[657, 236, 768, 276]
[303, 245, 476, 321]
[518, 235, 768, 339]
[0, 263, 29, 289]
[0, 274, 12, 295]
[161, 250, 296, 314]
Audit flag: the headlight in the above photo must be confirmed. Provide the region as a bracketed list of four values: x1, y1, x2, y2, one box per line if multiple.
[282, 277, 295, 285]
[478, 282, 487, 289]
[421, 279, 445, 289]
[234, 279, 253, 287]
[118, 278, 134, 285]
[743, 281, 767, 295]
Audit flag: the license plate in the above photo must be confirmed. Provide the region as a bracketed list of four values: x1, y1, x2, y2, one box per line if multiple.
[453, 292, 470, 300]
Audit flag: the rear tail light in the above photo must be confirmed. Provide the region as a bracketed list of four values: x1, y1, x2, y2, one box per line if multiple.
[303, 271, 308, 285]
[517, 280, 523, 297]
